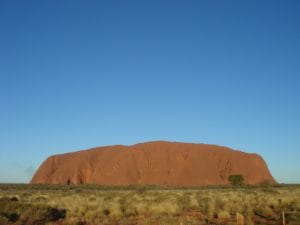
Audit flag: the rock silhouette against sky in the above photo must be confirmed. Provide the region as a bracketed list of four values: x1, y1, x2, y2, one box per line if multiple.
[31, 141, 276, 186]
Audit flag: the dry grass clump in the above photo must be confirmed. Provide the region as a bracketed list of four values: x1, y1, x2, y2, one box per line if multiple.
[217, 210, 231, 220]
[176, 192, 192, 211]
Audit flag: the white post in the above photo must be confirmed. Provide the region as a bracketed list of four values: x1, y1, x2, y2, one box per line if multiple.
[236, 212, 244, 225]
[282, 211, 286, 225]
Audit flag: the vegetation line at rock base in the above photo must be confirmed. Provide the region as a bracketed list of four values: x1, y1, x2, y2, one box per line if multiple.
[0, 183, 298, 191]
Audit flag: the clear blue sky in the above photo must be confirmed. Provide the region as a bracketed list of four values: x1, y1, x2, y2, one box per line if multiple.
[0, 1, 299, 184]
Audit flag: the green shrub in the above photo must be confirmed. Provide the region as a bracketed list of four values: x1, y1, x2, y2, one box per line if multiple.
[103, 208, 111, 216]
[228, 174, 244, 186]
[44, 207, 66, 221]
[9, 197, 19, 202]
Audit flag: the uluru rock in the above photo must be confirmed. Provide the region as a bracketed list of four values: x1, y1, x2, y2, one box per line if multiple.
[31, 141, 276, 186]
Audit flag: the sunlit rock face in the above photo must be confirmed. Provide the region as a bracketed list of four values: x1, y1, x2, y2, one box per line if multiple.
[31, 141, 276, 186]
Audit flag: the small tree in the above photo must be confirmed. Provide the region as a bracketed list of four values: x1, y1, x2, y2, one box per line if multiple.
[228, 174, 244, 186]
